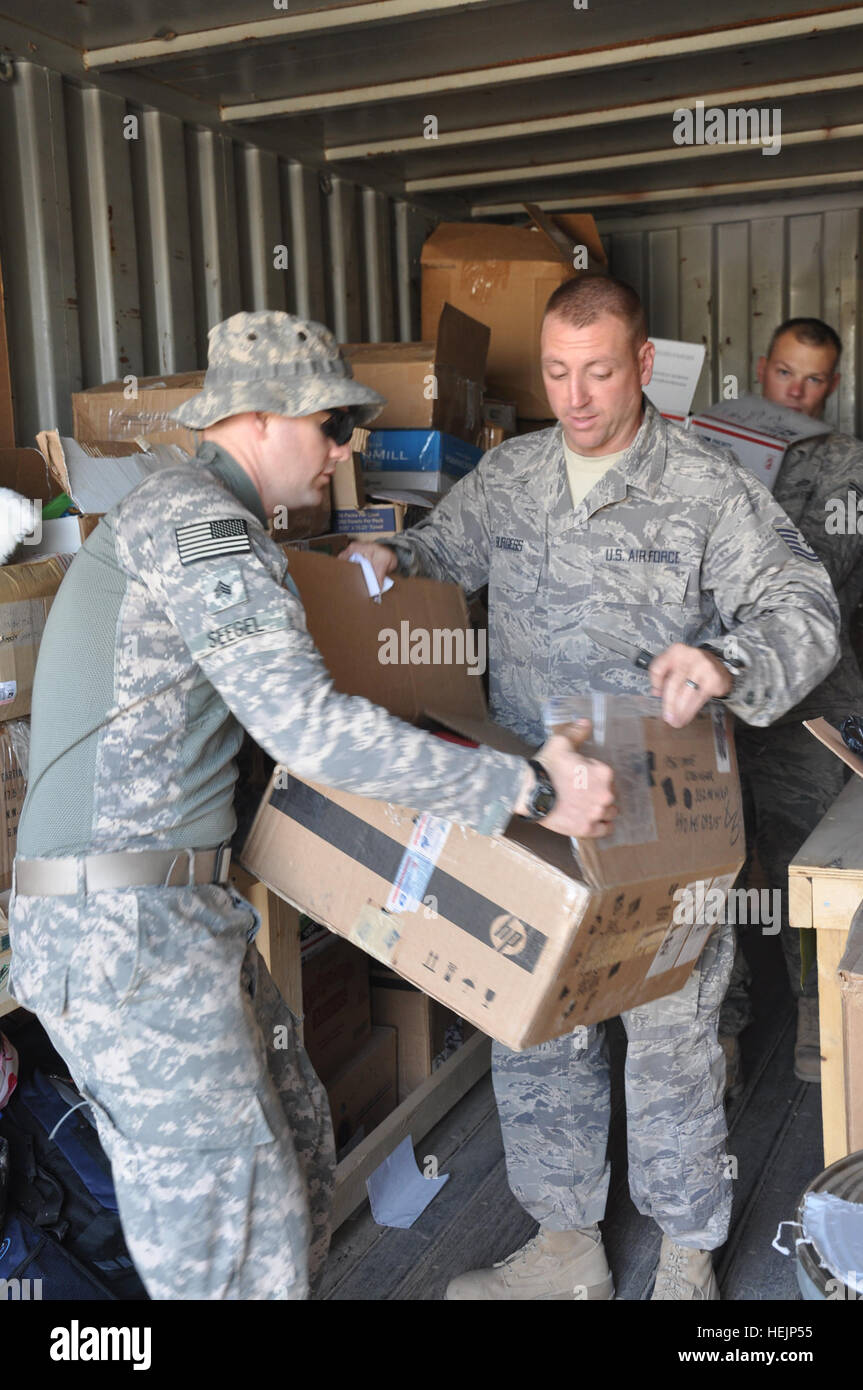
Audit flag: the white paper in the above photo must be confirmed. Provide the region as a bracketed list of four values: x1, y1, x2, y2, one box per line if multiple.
[644, 339, 706, 419]
[366, 1134, 450, 1228]
[347, 551, 394, 599]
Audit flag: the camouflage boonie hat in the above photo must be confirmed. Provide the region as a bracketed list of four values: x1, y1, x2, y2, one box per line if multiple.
[170, 311, 385, 428]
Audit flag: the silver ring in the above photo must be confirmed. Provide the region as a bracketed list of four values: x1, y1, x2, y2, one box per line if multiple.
[685, 678, 700, 690]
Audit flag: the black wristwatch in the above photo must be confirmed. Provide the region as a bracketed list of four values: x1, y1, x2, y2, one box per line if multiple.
[521, 759, 557, 822]
[699, 643, 745, 699]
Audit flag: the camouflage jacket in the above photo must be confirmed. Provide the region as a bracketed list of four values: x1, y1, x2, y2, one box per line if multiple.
[771, 428, 863, 722]
[17, 443, 525, 857]
[386, 401, 840, 745]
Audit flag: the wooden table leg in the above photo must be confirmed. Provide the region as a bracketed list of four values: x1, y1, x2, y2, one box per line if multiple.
[817, 928, 849, 1166]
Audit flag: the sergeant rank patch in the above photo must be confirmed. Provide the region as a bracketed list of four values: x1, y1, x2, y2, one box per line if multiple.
[176, 517, 251, 565]
[773, 520, 820, 563]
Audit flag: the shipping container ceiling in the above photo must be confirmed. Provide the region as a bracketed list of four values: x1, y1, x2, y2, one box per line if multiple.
[0, 1, 861, 441]
[0, 0, 861, 217]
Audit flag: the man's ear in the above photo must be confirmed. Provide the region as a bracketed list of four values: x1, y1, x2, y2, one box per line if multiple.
[639, 337, 655, 386]
[756, 355, 768, 386]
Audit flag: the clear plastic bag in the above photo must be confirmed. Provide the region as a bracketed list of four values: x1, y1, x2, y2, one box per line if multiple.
[544, 692, 659, 852]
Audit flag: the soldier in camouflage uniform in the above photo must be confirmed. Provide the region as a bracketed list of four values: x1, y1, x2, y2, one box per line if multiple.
[345, 276, 840, 1300]
[719, 319, 863, 1086]
[8, 312, 616, 1300]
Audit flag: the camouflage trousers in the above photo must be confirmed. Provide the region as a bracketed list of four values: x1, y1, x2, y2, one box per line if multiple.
[492, 921, 734, 1250]
[7, 881, 335, 1300]
[719, 721, 846, 1038]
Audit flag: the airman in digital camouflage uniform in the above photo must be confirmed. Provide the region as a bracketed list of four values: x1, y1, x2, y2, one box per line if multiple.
[345, 276, 840, 1301]
[7, 312, 616, 1301]
[718, 319, 863, 1088]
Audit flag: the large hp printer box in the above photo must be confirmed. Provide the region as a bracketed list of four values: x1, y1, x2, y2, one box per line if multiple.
[241, 553, 744, 1048]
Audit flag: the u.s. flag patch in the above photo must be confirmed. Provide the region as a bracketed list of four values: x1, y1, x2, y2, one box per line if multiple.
[773, 520, 820, 563]
[175, 517, 251, 565]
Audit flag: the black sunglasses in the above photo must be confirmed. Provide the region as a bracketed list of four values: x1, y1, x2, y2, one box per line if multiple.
[320, 407, 361, 446]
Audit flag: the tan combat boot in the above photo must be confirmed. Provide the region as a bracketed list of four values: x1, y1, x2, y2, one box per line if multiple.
[794, 996, 822, 1083]
[651, 1235, 719, 1300]
[445, 1225, 614, 1301]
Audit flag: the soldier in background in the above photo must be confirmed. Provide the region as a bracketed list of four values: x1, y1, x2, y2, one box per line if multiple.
[345, 276, 840, 1301]
[718, 319, 863, 1088]
[7, 312, 617, 1300]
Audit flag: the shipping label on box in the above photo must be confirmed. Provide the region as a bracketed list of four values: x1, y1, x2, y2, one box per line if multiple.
[331, 504, 405, 537]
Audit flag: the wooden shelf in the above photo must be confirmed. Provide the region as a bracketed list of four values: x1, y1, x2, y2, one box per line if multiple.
[789, 774, 863, 1166]
[230, 865, 491, 1229]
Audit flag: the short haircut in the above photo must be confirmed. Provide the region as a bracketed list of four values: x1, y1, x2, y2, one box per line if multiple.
[544, 273, 648, 346]
[768, 317, 842, 364]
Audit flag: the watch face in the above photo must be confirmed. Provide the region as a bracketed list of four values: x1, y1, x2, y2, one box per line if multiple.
[531, 786, 555, 819]
[527, 765, 555, 820]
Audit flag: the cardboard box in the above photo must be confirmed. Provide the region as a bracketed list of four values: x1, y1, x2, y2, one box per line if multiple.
[282, 533, 352, 557]
[72, 372, 204, 453]
[342, 304, 489, 445]
[839, 901, 863, 1153]
[241, 551, 745, 1047]
[689, 396, 831, 493]
[421, 212, 606, 419]
[326, 1025, 397, 1157]
[0, 722, 26, 894]
[270, 486, 332, 544]
[301, 932, 372, 1082]
[0, 447, 63, 561]
[371, 964, 473, 1101]
[360, 429, 482, 501]
[0, 556, 71, 720]
[330, 503, 405, 538]
[332, 450, 367, 511]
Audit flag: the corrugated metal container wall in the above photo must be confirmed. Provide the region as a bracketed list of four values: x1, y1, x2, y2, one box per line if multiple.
[1, 62, 861, 446]
[603, 202, 863, 434]
[0, 61, 436, 448]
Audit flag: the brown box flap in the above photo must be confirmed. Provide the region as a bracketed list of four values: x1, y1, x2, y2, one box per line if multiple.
[283, 549, 487, 726]
[421, 215, 605, 271]
[0, 447, 59, 504]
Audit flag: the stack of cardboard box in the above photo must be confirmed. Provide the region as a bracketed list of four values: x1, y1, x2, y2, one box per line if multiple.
[300, 923, 397, 1157]
[341, 303, 490, 513]
[420, 210, 607, 426]
[69, 377, 332, 542]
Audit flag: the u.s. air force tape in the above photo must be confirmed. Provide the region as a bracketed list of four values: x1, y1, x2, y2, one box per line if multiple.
[176, 517, 251, 565]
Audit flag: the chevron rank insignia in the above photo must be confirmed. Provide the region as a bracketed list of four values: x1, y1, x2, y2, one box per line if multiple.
[203, 564, 248, 615]
[176, 517, 251, 565]
[773, 521, 820, 563]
